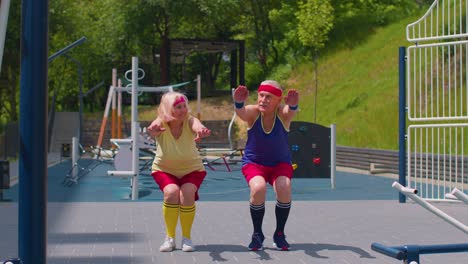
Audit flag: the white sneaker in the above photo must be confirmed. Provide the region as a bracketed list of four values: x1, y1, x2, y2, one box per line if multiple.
[181, 237, 195, 252]
[159, 236, 176, 252]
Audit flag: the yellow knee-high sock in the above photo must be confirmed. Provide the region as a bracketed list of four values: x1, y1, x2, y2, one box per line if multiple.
[179, 204, 196, 239]
[162, 201, 179, 238]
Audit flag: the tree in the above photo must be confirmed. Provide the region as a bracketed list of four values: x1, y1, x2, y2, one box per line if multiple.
[174, 0, 243, 92]
[296, 0, 334, 123]
[296, 0, 334, 52]
[0, 0, 21, 123]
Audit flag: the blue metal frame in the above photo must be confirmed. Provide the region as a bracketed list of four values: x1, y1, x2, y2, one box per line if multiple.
[398, 46, 406, 203]
[372, 242, 468, 263]
[371, 47, 468, 264]
[19, 0, 48, 264]
[2, 259, 22, 264]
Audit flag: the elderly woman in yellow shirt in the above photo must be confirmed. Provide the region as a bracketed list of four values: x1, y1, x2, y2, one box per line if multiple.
[147, 91, 211, 252]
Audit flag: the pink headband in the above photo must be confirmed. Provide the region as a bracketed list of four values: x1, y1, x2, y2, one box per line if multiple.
[173, 96, 186, 106]
[258, 84, 282, 97]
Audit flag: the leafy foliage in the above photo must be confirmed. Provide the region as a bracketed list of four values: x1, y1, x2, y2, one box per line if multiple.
[296, 0, 334, 51]
[1, 0, 427, 131]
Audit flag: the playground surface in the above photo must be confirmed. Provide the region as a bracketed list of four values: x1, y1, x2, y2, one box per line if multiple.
[0, 154, 467, 264]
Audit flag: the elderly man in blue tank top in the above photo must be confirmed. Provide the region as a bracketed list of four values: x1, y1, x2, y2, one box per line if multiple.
[233, 80, 299, 251]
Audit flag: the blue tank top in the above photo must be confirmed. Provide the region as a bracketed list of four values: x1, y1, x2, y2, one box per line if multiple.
[242, 113, 291, 166]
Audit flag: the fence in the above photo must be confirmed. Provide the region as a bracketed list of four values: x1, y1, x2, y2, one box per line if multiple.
[336, 145, 467, 187]
[405, 0, 468, 201]
[336, 146, 399, 174]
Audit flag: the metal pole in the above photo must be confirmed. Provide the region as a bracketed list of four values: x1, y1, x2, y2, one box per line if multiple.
[19, 0, 48, 263]
[72, 137, 79, 180]
[313, 51, 318, 123]
[228, 88, 236, 150]
[393, 182, 468, 234]
[197, 74, 201, 119]
[111, 69, 117, 141]
[78, 60, 83, 144]
[131, 57, 139, 200]
[117, 79, 122, 139]
[330, 124, 336, 189]
[447, 188, 468, 204]
[398, 47, 407, 203]
[48, 36, 86, 62]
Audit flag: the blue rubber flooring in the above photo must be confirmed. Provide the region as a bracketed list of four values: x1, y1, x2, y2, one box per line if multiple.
[3, 158, 400, 202]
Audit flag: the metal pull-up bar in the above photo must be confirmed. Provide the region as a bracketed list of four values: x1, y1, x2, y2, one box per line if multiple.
[371, 181, 468, 263]
[392, 182, 468, 234]
[48, 36, 87, 62]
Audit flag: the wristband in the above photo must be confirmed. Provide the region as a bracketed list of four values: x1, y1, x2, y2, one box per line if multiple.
[235, 101, 245, 109]
[289, 104, 298, 110]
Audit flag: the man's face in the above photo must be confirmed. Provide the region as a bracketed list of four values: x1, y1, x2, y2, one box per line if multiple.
[257, 91, 281, 113]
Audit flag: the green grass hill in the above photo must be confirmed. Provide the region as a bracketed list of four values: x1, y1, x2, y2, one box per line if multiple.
[134, 14, 424, 151]
[288, 15, 422, 150]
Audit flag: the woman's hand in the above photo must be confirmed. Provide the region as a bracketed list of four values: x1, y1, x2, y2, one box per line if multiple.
[194, 126, 211, 143]
[147, 121, 165, 137]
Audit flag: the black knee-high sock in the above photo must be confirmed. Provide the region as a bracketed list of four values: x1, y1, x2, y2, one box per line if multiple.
[275, 200, 291, 234]
[250, 203, 265, 235]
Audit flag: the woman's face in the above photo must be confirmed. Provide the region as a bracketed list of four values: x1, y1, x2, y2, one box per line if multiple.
[172, 101, 188, 119]
[257, 91, 281, 113]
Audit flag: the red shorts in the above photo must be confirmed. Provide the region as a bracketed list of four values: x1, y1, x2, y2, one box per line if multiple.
[151, 170, 206, 201]
[242, 162, 293, 185]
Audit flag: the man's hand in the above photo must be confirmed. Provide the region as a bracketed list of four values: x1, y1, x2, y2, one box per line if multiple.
[233, 85, 249, 103]
[284, 89, 299, 107]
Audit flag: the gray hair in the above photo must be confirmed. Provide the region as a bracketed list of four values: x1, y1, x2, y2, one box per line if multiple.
[260, 80, 282, 90]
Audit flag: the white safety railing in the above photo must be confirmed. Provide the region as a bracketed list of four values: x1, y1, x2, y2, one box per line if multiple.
[407, 40, 468, 121]
[407, 123, 467, 201]
[406, 1, 468, 201]
[407, 0, 468, 43]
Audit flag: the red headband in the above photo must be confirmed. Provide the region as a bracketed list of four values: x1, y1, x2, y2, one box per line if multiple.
[173, 96, 186, 106]
[258, 84, 282, 97]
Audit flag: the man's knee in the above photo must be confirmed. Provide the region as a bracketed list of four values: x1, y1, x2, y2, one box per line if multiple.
[274, 176, 291, 199]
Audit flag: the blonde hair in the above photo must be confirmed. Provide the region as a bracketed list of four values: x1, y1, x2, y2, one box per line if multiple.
[157, 91, 190, 122]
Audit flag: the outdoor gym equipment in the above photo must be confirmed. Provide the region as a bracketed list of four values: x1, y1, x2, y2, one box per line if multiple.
[371, 182, 468, 263]
[105, 57, 190, 200]
[289, 121, 336, 188]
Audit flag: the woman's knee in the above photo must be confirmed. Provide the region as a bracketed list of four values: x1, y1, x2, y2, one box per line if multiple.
[180, 183, 197, 205]
[163, 184, 180, 203]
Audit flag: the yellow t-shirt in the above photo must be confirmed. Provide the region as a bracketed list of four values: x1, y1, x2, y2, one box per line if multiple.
[151, 118, 205, 178]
